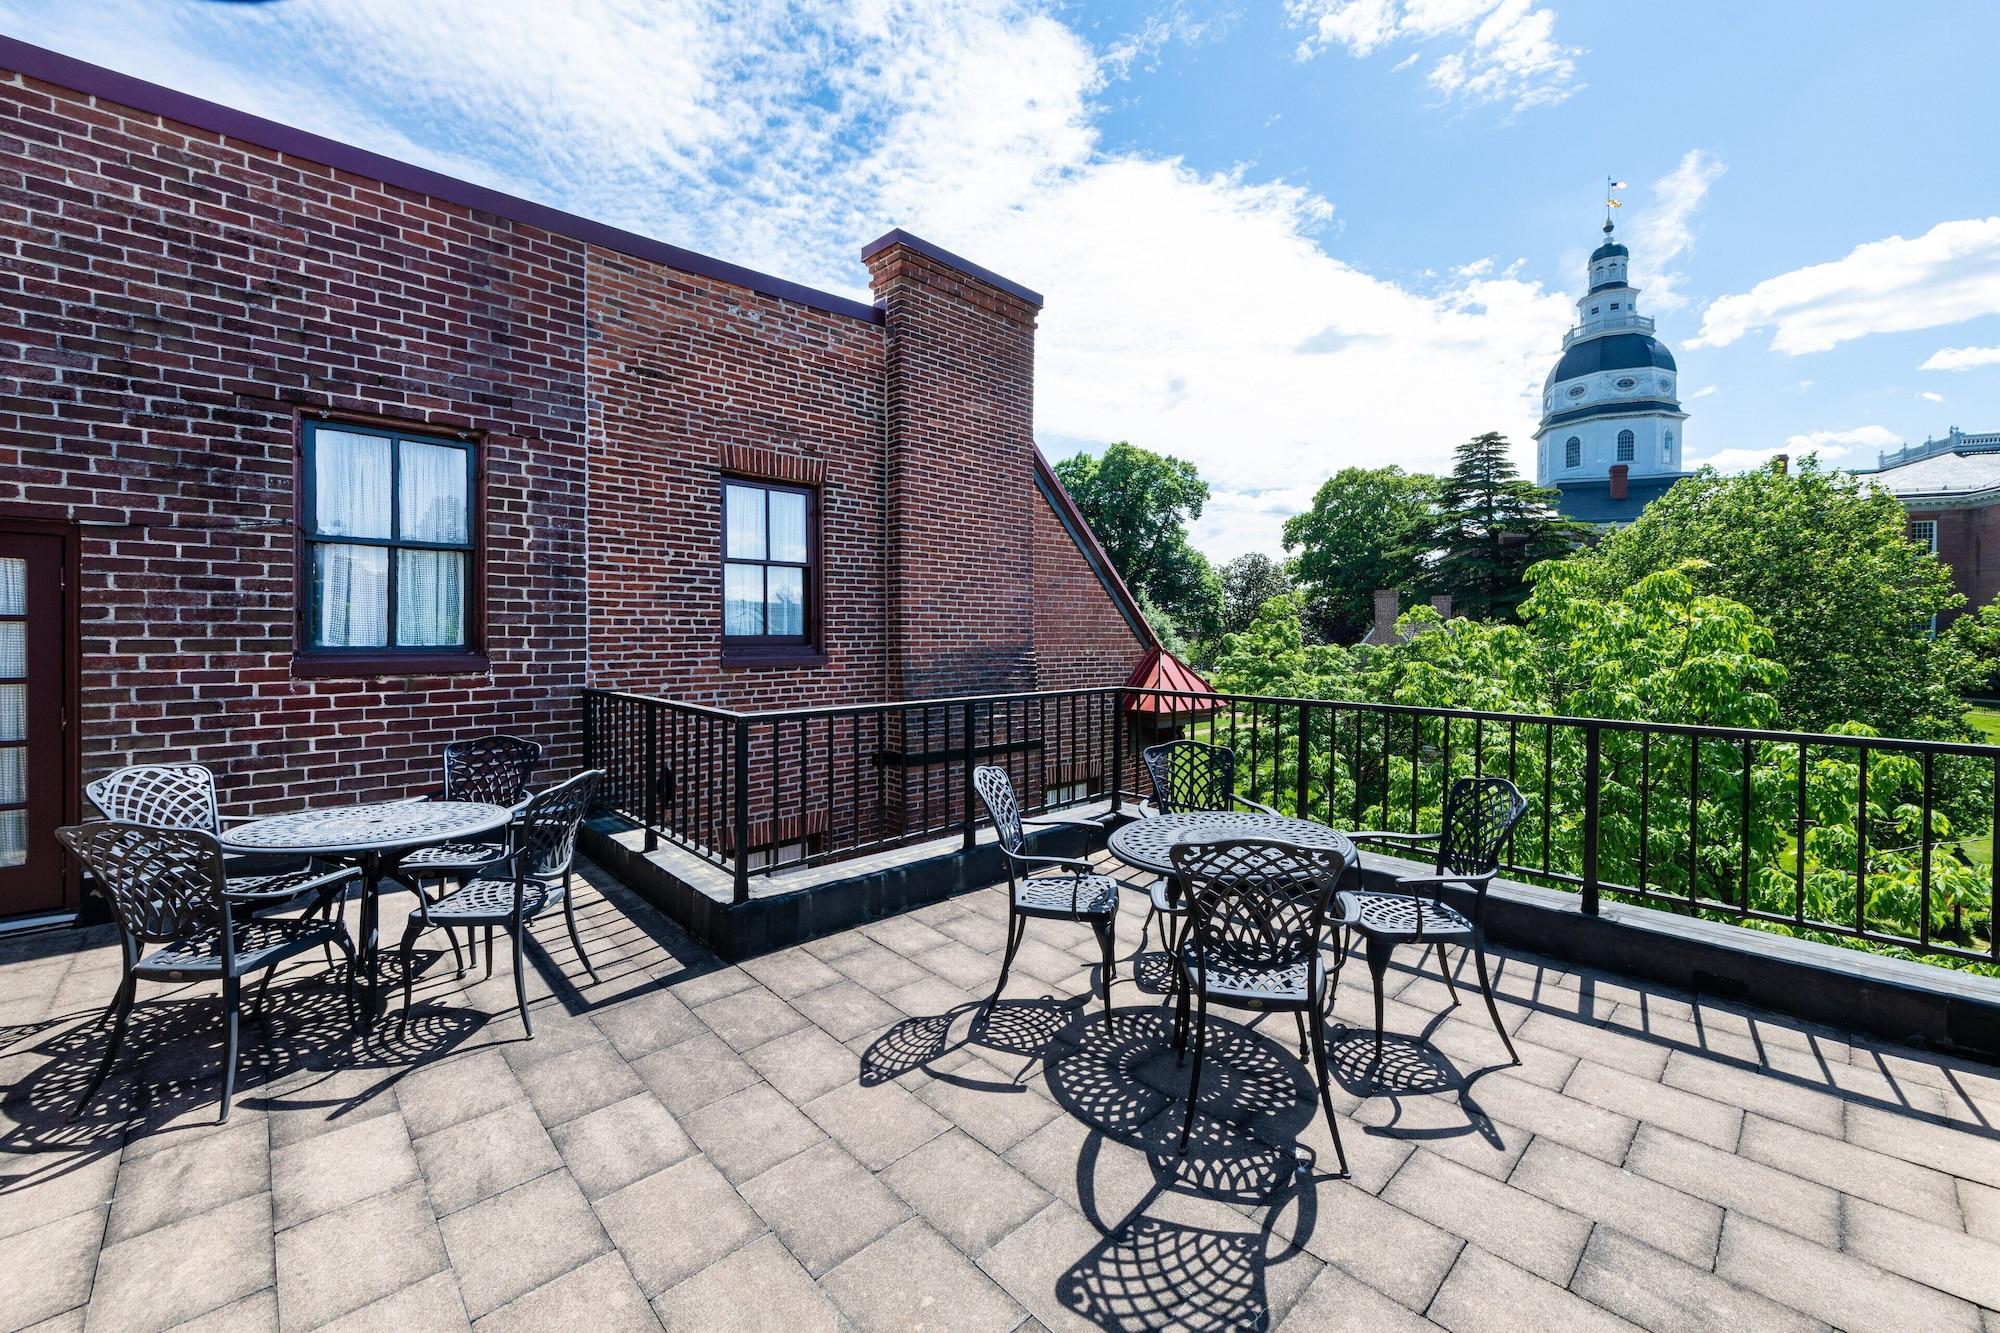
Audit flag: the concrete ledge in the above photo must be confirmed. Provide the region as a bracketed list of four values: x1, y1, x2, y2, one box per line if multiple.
[1361, 852, 2000, 1064]
[581, 813, 1099, 962]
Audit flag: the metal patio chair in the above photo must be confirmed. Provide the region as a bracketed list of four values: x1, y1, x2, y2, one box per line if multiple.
[1168, 834, 1353, 1172]
[1344, 776, 1527, 1076]
[398, 769, 602, 1037]
[972, 764, 1120, 1028]
[55, 820, 357, 1123]
[1138, 741, 1279, 950]
[396, 735, 544, 972]
[85, 763, 356, 915]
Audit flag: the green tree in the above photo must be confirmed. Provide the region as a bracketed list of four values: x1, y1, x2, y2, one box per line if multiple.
[1056, 442, 1223, 643]
[1577, 458, 1970, 737]
[1282, 466, 1439, 643]
[1420, 432, 1586, 621]
[1217, 553, 1294, 639]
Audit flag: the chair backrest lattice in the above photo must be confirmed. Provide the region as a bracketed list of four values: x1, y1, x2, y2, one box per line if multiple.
[513, 769, 602, 881]
[443, 734, 542, 805]
[84, 764, 223, 836]
[1141, 741, 1237, 815]
[57, 821, 228, 945]
[1435, 776, 1527, 879]
[1169, 836, 1347, 981]
[972, 764, 1026, 855]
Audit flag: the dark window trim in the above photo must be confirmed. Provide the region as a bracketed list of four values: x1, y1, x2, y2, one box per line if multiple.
[291, 409, 490, 678]
[719, 475, 824, 666]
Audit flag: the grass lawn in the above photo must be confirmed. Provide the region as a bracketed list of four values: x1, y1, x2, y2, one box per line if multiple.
[1968, 703, 2000, 744]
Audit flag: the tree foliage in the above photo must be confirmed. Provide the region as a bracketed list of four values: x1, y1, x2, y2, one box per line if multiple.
[1417, 431, 1588, 621]
[1217, 553, 1294, 639]
[1282, 466, 1437, 642]
[1056, 442, 1223, 643]
[1575, 458, 1970, 737]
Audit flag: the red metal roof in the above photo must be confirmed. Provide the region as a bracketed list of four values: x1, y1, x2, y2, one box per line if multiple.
[1123, 647, 1222, 713]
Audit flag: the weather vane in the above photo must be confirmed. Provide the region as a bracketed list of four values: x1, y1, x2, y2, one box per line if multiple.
[1605, 176, 1628, 233]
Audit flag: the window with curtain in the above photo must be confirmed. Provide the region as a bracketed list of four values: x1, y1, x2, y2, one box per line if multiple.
[302, 420, 476, 655]
[722, 480, 813, 646]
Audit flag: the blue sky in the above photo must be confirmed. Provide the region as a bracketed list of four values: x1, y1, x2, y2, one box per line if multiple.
[7, 0, 1999, 557]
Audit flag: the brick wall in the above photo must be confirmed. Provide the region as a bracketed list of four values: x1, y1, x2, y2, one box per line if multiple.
[584, 246, 889, 711]
[866, 240, 1040, 698]
[0, 69, 591, 814]
[0, 51, 1149, 851]
[1031, 477, 1150, 690]
[1913, 505, 1999, 627]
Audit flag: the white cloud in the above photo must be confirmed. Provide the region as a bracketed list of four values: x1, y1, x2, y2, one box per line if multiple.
[1694, 424, 1899, 475]
[1286, 0, 1581, 111]
[4, 0, 1575, 559]
[1920, 390, 1946, 402]
[1687, 384, 1720, 399]
[1631, 150, 1724, 313]
[1692, 217, 2000, 355]
[1921, 344, 2000, 372]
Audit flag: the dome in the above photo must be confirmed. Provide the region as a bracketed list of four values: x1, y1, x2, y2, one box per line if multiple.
[1544, 332, 1677, 388]
[1590, 239, 1629, 262]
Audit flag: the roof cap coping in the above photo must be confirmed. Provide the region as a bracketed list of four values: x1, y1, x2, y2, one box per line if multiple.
[861, 228, 1044, 308]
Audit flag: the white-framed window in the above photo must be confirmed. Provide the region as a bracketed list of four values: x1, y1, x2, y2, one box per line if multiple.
[1663, 431, 1674, 462]
[1616, 430, 1635, 462]
[1564, 437, 1581, 469]
[1910, 519, 1938, 553]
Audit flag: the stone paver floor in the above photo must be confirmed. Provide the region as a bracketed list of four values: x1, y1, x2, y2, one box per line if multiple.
[3, 850, 2000, 1332]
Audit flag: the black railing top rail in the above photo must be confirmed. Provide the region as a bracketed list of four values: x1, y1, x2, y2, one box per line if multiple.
[1120, 686, 2000, 760]
[582, 684, 1121, 724]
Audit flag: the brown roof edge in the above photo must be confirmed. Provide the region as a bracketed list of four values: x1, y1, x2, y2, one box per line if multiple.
[1032, 448, 1160, 652]
[0, 37, 882, 326]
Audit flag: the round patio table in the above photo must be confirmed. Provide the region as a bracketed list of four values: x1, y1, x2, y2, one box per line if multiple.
[222, 800, 512, 1028]
[1107, 810, 1357, 889]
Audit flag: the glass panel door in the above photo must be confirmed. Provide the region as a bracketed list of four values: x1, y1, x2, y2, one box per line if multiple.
[0, 531, 67, 918]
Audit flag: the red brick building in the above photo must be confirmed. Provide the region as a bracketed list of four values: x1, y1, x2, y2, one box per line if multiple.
[0, 40, 1152, 924]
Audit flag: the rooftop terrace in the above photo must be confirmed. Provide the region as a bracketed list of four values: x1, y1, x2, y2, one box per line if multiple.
[4, 850, 1998, 1332]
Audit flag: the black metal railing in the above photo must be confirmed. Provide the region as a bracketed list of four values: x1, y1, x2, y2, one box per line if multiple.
[583, 686, 1125, 902]
[583, 684, 2000, 969]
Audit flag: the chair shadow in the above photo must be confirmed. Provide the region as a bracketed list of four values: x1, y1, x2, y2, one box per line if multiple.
[1324, 1015, 1508, 1151]
[0, 952, 479, 1162]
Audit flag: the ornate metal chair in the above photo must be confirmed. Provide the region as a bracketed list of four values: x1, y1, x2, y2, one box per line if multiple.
[972, 765, 1120, 1028]
[397, 769, 602, 1037]
[84, 763, 356, 915]
[396, 735, 543, 973]
[1343, 776, 1528, 1076]
[1137, 741, 1279, 950]
[1168, 834, 1353, 1171]
[55, 820, 357, 1122]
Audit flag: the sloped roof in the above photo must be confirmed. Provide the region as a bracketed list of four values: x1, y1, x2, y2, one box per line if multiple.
[1554, 474, 1683, 525]
[1124, 647, 1221, 714]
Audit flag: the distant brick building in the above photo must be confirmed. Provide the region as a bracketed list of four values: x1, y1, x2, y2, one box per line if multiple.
[1856, 428, 2000, 628]
[0, 40, 1151, 922]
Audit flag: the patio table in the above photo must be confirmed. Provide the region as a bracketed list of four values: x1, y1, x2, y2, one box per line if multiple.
[1106, 809, 1356, 891]
[221, 800, 512, 1028]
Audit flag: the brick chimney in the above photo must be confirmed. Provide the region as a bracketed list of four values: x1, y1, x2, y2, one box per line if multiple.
[1430, 594, 1452, 620]
[1608, 464, 1629, 501]
[863, 230, 1043, 697]
[1361, 589, 1401, 645]
[1771, 453, 1790, 475]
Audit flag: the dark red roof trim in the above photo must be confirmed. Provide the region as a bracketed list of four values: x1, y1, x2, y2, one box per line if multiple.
[0, 37, 883, 325]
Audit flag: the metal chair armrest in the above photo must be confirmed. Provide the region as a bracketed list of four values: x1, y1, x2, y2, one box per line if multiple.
[1232, 795, 1282, 817]
[1348, 830, 1440, 846]
[1136, 800, 1160, 820]
[1011, 852, 1096, 876]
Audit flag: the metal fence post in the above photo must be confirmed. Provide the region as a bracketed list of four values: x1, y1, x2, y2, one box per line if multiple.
[1581, 723, 1601, 917]
[732, 716, 751, 904]
[1110, 688, 1124, 814]
[643, 703, 660, 853]
[1294, 702, 1311, 818]
[962, 699, 978, 851]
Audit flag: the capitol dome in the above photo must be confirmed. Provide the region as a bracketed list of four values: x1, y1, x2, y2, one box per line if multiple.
[1534, 215, 1690, 519]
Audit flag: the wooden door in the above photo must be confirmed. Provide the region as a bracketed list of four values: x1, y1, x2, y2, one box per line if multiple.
[0, 530, 71, 920]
